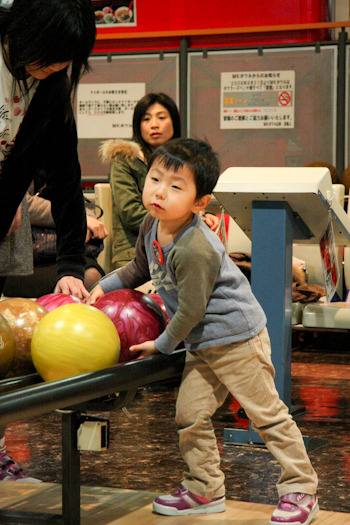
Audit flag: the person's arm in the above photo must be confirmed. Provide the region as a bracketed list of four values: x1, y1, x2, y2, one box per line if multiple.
[27, 193, 108, 242]
[110, 156, 148, 232]
[128, 238, 222, 358]
[202, 212, 220, 231]
[85, 215, 108, 243]
[6, 205, 21, 236]
[43, 78, 88, 298]
[0, 71, 85, 284]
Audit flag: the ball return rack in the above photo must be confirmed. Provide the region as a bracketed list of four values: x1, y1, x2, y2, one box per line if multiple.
[0, 350, 186, 524]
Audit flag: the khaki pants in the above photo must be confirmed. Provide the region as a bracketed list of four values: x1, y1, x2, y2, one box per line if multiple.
[176, 328, 318, 500]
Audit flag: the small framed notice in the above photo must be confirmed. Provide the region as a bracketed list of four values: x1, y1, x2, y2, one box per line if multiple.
[221, 70, 295, 130]
[77, 82, 145, 139]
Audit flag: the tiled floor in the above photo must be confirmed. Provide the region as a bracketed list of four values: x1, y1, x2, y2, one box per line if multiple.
[3, 330, 350, 515]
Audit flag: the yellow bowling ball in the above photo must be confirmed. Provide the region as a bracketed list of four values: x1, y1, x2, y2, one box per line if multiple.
[31, 303, 120, 381]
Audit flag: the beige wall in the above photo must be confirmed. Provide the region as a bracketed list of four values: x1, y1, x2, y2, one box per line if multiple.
[334, 0, 350, 20]
[333, 0, 349, 38]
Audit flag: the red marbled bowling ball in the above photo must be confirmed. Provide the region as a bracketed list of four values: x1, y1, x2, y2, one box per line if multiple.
[36, 293, 84, 312]
[94, 289, 167, 363]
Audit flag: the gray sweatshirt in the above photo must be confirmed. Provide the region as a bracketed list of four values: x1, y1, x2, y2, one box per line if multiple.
[100, 213, 266, 354]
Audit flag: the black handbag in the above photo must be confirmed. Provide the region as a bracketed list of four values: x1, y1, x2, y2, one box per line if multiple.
[32, 225, 104, 264]
[32, 225, 57, 264]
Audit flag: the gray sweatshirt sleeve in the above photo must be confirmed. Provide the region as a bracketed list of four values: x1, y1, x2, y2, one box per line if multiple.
[154, 331, 180, 355]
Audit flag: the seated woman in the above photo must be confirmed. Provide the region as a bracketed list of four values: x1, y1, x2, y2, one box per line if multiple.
[100, 92, 219, 269]
[3, 184, 108, 298]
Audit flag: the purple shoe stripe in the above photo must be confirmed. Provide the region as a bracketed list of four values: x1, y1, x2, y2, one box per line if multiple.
[187, 493, 209, 506]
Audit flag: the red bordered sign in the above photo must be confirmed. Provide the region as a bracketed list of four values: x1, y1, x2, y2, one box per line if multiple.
[278, 91, 291, 106]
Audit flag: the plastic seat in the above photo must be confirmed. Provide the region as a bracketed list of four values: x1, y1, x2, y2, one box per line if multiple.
[94, 183, 114, 274]
[302, 302, 350, 329]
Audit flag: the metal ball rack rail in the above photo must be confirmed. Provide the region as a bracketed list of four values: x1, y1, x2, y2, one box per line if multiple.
[0, 350, 186, 524]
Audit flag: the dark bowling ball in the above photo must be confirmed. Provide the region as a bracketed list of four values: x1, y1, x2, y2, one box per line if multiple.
[149, 293, 170, 323]
[94, 289, 167, 363]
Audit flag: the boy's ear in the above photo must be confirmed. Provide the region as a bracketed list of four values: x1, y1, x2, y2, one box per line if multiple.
[192, 194, 211, 213]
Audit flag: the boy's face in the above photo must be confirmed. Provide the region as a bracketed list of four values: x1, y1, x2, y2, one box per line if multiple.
[143, 160, 204, 224]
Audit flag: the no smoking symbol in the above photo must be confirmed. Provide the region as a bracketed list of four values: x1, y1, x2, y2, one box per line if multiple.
[279, 91, 291, 106]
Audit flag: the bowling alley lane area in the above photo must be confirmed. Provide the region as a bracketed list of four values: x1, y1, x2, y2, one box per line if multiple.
[2, 330, 350, 518]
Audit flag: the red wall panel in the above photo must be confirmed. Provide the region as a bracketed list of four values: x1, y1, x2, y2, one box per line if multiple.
[94, 0, 330, 53]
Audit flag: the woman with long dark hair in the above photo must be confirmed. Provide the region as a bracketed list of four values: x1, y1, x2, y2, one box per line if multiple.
[100, 93, 181, 269]
[0, 0, 96, 482]
[0, 0, 96, 299]
[100, 93, 218, 269]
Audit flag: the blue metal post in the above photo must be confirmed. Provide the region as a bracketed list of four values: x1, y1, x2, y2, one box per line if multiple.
[224, 200, 294, 445]
[250, 201, 293, 408]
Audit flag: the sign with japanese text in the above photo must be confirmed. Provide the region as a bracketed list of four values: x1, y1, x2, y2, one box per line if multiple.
[220, 70, 295, 129]
[77, 83, 145, 139]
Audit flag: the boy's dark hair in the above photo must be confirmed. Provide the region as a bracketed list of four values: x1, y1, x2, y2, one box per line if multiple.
[133, 92, 181, 161]
[0, 0, 96, 94]
[148, 138, 220, 199]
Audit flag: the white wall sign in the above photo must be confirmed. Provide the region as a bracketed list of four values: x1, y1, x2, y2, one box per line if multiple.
[77, 83, 145, 139]
[220, 70, 295, 129]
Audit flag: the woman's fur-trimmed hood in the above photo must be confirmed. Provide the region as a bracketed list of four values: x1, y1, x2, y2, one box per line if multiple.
[99, 139, 145, 164]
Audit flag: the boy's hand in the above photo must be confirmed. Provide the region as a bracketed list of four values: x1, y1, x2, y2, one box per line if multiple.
[87, 284, 105, 305]
[129, 340, 158, 360]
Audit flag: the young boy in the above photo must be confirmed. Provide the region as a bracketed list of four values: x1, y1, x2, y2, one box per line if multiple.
[89, 138, 318, 525]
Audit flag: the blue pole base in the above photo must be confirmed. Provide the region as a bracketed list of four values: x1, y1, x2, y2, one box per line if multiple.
[224, 427, 327, 452]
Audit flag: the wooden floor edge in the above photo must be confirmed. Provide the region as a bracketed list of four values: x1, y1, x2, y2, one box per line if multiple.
[0, 483, 349, 524]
